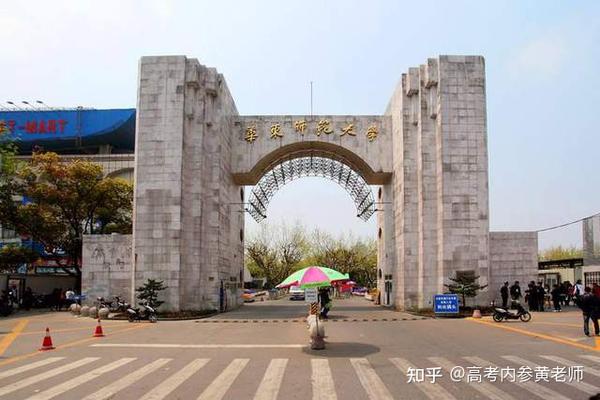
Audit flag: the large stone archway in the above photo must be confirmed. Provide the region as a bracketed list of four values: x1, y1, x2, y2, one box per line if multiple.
[129, 55, 493, 312]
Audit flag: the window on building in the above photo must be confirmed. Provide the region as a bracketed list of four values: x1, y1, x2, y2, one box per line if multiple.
[585, 272, 600, 287]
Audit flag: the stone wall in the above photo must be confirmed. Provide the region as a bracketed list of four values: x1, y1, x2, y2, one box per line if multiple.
[489, 232, 538, 303]
[82, 234, 132, 305]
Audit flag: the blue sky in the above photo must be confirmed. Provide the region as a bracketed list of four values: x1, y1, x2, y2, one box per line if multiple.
[1, 1, 598, 248]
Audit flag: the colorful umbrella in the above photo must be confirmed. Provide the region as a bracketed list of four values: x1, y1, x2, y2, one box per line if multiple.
[277, 266, 349, 289]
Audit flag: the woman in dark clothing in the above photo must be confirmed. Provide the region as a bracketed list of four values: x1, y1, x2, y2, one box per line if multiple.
[319, 288, 331, 319]
[22, 287, 33, 311]
[526, 281, 538, 311]
[551, 284, 562, 312]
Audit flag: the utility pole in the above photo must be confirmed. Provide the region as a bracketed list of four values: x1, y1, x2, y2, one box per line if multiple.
[310, 81, 313, 117]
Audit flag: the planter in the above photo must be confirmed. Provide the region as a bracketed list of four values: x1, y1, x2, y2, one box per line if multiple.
[70, 303, 81, 315]
[98, 307, 110, 319]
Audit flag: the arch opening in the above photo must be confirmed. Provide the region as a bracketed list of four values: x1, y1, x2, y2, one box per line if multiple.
[247, 156, 375, 223]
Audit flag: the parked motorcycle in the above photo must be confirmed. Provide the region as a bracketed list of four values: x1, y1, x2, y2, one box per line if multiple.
[126, 301, 158, 323]
[492, 302, 531, 322]
[110, 296, 129, 313]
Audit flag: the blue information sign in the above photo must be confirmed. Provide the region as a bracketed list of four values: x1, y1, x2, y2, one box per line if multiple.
[434, 294, 459, 313]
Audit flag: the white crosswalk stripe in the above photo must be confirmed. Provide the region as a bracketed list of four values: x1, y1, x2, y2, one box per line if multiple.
[138, 358, 209, 400]
[25, 358, 136, 400]
[82, 358, 172, 400]
[253, 358, 288, 400]
[428, 356, 514, 400]
[197, 358, 249, 400]
[502, 355, 600, 396]
[0, 357, 99, 397]
[0, 357, 64, 380]
[465, 356, 570, 400]
[541, 355, 600, 377]
[351, 358, 394, 400]
[2, 354, 600, 400]
[311, 359, 337, 400]
[391, 357, 455, 400]
[580, 355, 600, 363]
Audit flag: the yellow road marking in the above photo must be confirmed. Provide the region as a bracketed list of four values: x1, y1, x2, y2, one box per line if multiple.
[596, 337, 600, 349]
[0, 324, 148, 367]
[468, 318, 599, 352]
[0, 319, 29, 356]
[19, 326, 111, 336]
[531, 321, 581, 328]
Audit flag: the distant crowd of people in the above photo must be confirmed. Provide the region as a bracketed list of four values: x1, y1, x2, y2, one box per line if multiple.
[0, 286, 77, 312]
[500, 279, 600, 336]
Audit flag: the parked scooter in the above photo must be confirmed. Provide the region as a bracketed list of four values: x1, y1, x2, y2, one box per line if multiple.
[126, 301, 158, 323]
[111, 296, 129, 313]
[492, 301, 531, 322]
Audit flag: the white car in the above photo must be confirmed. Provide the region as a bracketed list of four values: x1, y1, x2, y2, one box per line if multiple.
[289, 286, 305, 300]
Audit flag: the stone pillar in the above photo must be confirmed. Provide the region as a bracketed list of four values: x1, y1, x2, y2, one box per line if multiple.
[132, 56, 188, 311]
[376, 184, 396, 306]
[417, 61, 440, 308]
[436, 56, 490, 300]
[387, 55, 489, 310]
[132, 56, 243, 312]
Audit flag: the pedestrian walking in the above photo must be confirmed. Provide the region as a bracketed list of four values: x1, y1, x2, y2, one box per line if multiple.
[510, 281, 522, 302]
[574, 279, 584, 299]
[22, 287, 33, 311]
[536, 282, 545, 312]
[526, 281, 538, 311]
[551, 284, 562, 312]
[319, 287, 332, 319]
[576, 286, 600, 336]
[593, 283, 600, 299]
[500, 282, 509, 308]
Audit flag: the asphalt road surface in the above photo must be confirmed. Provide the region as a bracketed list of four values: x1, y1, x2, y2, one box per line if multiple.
[0, 297, 599, 399]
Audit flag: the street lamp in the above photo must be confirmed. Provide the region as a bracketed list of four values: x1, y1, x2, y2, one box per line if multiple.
[6, 101, 24, 110]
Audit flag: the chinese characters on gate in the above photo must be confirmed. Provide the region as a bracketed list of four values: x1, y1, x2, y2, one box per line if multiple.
[0, 119, 68, 134]
[244, 119, 378, 143]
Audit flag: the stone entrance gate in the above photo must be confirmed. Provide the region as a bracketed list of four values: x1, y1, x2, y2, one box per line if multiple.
[125, 54, 505, 312]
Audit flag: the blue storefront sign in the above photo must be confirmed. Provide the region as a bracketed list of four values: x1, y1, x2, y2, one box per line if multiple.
[434, 294, 459, 313]
[0, 108, 135, 152]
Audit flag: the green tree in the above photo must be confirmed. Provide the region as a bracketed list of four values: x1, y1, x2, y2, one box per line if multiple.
[136, 279, 168, 309]
[445, 273, 488, 307]
[245, 222, 307, 288]
[245, 222, 377, 289]
[0, 152, 133, 282]
[0, 245, 40, 273]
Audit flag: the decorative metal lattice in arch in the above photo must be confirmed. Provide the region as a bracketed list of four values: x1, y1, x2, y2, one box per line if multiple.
[247, 156, 375, 223]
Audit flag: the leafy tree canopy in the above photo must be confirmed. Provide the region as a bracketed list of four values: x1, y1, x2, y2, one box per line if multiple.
[245, 222, 377, 289]
[0, 152, 133, 276]
[538, 245, 583, 261]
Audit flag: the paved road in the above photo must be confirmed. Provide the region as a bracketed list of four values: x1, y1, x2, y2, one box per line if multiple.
[0, 298, 599, 399]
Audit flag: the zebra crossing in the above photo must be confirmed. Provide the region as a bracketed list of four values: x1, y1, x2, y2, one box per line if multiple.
[1, 354, 599, 399]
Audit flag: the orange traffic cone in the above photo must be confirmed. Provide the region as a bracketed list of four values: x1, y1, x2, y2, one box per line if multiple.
[93, 319, 105, 337]
[39, 327, 55, 351]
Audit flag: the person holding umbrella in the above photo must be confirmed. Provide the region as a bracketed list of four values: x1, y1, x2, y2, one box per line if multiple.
[319, 287, 332, 319]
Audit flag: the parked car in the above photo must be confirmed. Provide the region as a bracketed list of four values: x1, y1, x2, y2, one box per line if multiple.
[242, 289, 256, 303]
[289, 286, 305, 300]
